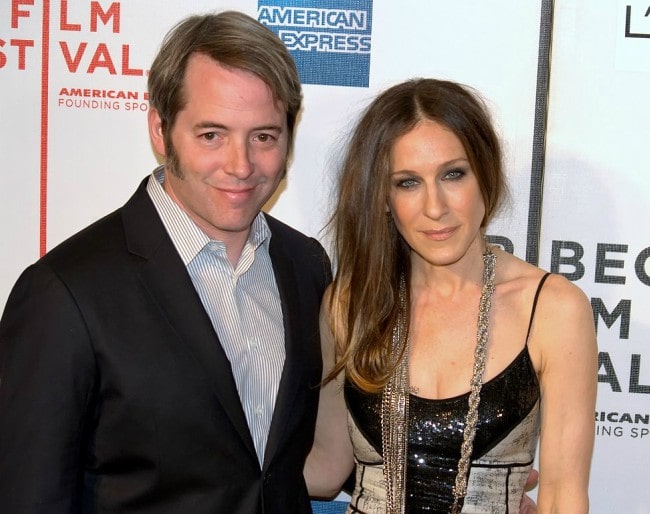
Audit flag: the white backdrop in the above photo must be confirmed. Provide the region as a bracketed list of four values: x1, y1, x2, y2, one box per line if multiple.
[1, 1, 648, 512]
[539, 2, 650, 511]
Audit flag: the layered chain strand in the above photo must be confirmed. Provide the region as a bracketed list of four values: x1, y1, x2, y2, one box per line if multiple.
[381, 275, 409, 514]
[450, 246, 497, 513]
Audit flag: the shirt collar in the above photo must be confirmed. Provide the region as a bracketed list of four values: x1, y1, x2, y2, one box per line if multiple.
[146, 166, 272, 266]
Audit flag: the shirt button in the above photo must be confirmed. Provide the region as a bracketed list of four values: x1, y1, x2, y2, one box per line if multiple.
[255, 405, 264, 417]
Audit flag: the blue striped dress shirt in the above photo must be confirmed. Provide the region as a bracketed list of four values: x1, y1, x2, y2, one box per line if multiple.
[147, 167, 285, 465]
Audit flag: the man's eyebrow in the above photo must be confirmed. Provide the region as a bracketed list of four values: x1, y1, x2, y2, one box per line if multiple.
[193, 121, 283, 132]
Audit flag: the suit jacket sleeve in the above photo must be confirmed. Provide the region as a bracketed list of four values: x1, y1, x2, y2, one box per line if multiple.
[0, 262, 96, 513]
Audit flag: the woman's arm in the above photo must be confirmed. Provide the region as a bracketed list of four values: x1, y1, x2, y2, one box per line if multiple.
[304, 286, 355, 499]
[532, 275, 597, 513]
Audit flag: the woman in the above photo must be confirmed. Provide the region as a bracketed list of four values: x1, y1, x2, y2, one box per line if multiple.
[305, 79, 597, 513]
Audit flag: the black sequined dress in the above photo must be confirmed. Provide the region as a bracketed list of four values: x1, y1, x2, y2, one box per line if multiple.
[344, 274, 549, 513]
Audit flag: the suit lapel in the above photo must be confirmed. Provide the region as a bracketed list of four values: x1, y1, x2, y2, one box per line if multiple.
[262, 226, 304, 468]
[121, 180, 257, 460]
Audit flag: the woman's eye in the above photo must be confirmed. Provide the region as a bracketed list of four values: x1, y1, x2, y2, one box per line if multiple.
[443, 168, 466, 180]
[396, 178, 418, 188]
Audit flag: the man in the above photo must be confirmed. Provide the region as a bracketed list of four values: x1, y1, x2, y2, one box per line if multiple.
[0, 11, 330, 513]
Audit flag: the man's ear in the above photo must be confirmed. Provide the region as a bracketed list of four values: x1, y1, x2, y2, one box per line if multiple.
[148, 108, 166, 157]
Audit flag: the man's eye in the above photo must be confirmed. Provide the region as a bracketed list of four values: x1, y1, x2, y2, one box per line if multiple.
[255, 133, 274, 143]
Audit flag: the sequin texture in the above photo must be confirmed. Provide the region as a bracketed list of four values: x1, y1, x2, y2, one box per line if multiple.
[345, 347, 540, 513]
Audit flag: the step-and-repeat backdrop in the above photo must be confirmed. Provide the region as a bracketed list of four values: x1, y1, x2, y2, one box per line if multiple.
[1, 1, 648, 511]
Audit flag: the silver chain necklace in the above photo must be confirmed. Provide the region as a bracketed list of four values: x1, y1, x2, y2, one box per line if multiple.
[381, 246, 497, 514]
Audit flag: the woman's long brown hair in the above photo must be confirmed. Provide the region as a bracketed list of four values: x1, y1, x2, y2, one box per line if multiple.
[327, 78, 505, 392]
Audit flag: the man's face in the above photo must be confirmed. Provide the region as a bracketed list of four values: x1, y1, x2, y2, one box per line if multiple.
[149, 53, 288, 251]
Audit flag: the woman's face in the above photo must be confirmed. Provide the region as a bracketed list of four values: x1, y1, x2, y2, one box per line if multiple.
[387, 120, 486, 268]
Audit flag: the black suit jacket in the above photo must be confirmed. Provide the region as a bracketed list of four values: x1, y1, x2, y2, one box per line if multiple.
[0, 177, 331, 513]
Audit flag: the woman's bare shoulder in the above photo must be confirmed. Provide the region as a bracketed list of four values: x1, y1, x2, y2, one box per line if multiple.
[494, 247, 588, 305]
[493, 248, 548, 297]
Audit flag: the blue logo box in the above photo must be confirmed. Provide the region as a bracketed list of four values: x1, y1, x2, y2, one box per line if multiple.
[258, 0, 373, 88]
